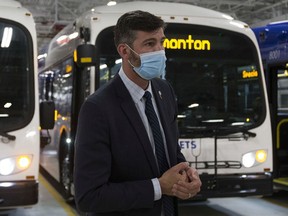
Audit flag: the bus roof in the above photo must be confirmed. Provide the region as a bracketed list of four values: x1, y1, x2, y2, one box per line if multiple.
[0, 0, 22, 8]
[0, 0, 33, 23]
[44, 1, 251, 69]
[252, 20, 288, 64]
[88, 1, 231, 20]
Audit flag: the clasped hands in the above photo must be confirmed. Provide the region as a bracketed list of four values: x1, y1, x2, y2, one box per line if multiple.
[159, 162, 201, 200]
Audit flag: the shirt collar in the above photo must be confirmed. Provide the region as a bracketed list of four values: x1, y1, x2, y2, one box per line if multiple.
[119, 67, 152, 103]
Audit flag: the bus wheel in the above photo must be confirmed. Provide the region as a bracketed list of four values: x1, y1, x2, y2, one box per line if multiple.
[59, 133, 73, 200]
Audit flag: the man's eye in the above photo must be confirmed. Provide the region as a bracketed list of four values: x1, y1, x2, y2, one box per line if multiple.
[146, 42, 154, 46]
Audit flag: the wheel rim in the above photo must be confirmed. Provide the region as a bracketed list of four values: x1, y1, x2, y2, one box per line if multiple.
[59, 134, 72, 197]
[61, 156, 71, 192]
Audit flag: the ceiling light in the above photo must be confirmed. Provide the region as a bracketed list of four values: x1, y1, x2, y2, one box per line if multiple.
[107, 1, 117, 6]
[1, 27, 13, 48]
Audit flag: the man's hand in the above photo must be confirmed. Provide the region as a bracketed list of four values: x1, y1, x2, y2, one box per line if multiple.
[171, 167, 202, 200]
[158, 162, 189, 196]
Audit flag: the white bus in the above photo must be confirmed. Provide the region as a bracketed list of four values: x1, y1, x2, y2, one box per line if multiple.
[0, 0, 42, 208]
[39, 1, 273, 200]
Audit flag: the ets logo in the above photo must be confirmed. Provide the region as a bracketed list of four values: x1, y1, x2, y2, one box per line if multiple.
[178, 139, 197, 149]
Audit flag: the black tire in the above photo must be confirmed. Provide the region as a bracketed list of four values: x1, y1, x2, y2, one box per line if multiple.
[59, 132, 74, 200]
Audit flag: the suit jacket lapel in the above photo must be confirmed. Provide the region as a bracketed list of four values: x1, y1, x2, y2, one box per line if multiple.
[113, 75, 159, 176]
[151, 79, 177, 166]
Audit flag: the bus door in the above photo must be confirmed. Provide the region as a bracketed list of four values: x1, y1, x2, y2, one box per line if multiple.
[268, 65, 288, 182]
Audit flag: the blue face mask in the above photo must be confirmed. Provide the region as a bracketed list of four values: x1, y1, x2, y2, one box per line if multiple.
[126, 45, 167, 80]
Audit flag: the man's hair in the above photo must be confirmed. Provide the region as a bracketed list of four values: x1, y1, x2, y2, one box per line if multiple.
[114, 10, 165, 47]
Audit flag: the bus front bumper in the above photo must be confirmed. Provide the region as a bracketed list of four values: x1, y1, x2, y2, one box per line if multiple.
[0, 180, 38, 208]
[193, 173, 273, 199]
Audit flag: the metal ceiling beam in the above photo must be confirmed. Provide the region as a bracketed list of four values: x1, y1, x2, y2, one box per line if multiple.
[16, 0, 288, 49]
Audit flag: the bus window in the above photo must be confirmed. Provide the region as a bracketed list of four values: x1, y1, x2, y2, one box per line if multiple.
[164, 24, 264, 136]
[0, 23, 34, 132]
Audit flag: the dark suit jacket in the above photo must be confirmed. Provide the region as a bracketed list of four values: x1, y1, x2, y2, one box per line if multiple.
[74, 74, 186, 216]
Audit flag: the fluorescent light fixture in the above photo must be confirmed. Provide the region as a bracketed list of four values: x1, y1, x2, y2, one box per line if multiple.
[100, 59, 122, 70]
[202, 119, 224, 123]
[177, 114, 186, 119]
[56, 32, 78, 46]
[4, 102, 12, 108]
[231, 122, 245, 126]
[1, 27, 13, 48]
[115, 58, 122, 64]
[100, 64, 107, 70]
[107, 1, 117, 6]
[188, 103, 199, 108]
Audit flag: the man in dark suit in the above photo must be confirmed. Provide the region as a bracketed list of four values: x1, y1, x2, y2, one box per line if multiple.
[74, 10, 201, 216]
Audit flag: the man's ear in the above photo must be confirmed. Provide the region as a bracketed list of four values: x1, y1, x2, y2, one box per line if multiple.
[117, 44, 129, 58]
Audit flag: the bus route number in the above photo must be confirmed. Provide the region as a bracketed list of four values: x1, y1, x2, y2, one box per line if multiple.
[268, 49, 280, 60]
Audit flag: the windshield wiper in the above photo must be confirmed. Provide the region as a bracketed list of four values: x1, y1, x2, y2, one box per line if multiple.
[180, 125, 257, 140]
[0, 131, 16, 141]
[216, 128, 256, 140]
[241, 129, 256, 139]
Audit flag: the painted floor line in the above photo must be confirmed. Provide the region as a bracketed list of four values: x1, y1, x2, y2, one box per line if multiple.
[39, 174, 77, 216]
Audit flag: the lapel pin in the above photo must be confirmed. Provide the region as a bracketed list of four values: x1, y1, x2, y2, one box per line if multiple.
[158, 91, 162, 99]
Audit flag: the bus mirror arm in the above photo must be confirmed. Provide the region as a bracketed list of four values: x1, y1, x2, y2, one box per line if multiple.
[40, 130, 51, 148]
[0, 131, 16, 141]
[79, 27, 90, 42]
[226, 130, 257, 141]
[242, 130, 257, 140]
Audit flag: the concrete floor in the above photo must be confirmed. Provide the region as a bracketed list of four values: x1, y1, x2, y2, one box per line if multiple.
[1, 174, 288, 216]
[0, 175, 77, 216]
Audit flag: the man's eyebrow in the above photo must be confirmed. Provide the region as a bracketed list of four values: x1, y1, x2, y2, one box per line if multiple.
[142, 37, 166, 44]
[142, 38, 157, 43]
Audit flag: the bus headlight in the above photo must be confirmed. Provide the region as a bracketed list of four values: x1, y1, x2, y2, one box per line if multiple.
[0, 155, 33, 176]
[242, 150, 267, 168]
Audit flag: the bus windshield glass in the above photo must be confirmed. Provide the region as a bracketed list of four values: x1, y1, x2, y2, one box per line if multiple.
[0, 21, 34, 131]
[164, 24, 264, 136]
[97, 23, 265, 136]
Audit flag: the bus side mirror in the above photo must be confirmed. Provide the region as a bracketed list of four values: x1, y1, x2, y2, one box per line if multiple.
[40, 101, 55, 129]
[74, 44, 97, 67]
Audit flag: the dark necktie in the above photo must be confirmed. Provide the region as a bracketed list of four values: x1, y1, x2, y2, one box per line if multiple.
[143, 91, 174, 216]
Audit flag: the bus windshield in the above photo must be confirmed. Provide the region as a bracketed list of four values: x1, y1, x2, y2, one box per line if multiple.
[97, 24, 265, 136]
[0, 21, 34, 132]
[165, 24, 264, 136]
